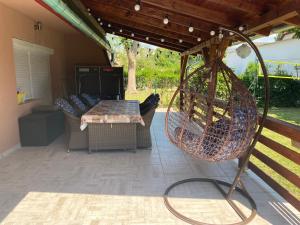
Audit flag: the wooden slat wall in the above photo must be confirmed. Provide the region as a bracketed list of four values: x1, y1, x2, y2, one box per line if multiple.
[251, 115, 300, 211]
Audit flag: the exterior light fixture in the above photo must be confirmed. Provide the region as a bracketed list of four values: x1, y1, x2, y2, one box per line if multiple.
[97, 18, 101, 22]
[161, 38, 165, 42]
[188, 26, 194, 33]
[210, 30, 215, 36]
[179, 39, 183, 43]
[108, 23, 111, 27]
[145, 37, 149, 41]
[131, 33, 135, 37]
[134, 1, 141, 11]
[119, 29, 123, 33]
[163, 17, 169, 25]
[197, 37, 201, 42]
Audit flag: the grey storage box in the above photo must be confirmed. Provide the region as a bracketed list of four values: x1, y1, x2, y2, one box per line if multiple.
[19, 111, 64, 146]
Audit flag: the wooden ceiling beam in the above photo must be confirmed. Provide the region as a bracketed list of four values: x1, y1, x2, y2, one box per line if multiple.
[106, 29, 185, 52]
[206, 0, 265, 15]
[141, 0, 235, 26]
[284, 15, 300, 26]
[247, 0, 300, 35]
[85, 0, 217, 34]
[92, 12, 199, 45]
[84, 0, 209, 40]
[104, 23, 192, 49]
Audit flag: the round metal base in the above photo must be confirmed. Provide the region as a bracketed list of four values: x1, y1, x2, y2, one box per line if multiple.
[164, 178, 257, 225]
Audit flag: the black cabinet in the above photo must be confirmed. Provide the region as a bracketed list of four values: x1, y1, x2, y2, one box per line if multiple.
[75, 65, 124, 100]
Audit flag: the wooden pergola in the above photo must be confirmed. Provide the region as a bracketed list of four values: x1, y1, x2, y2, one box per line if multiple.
[82, 0, 300, 53]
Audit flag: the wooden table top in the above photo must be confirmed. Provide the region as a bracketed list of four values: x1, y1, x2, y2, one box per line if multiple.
[81, 100, 145, 126]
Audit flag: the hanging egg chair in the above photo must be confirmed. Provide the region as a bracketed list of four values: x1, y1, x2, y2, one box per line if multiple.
[166, 60, 258, 162]
[163, 28, 270, 225]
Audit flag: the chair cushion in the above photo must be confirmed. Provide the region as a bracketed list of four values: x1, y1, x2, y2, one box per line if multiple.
[69, 95, 88, 112]
[81, 93, 98, 106]
[54, 98, 79, 117]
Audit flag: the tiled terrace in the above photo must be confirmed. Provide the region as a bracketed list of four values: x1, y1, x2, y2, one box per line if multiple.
[0, 110, 299, 225]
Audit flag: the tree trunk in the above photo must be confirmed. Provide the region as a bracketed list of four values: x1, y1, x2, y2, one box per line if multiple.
[127, 41, 138, 93]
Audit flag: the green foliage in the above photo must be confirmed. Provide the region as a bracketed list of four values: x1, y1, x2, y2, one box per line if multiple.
[244, 61, 259, 77]
[241, 65, 300, 107]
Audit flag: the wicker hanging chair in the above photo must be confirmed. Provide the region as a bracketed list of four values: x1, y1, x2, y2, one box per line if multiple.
[163, 28, 270, 225]
[166, 60, 258, 162]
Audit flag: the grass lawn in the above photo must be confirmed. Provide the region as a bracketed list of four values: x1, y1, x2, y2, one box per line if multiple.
[127, 89, 300, 200]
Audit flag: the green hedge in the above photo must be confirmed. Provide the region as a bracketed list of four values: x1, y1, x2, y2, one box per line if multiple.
[241, 76, 300, 107]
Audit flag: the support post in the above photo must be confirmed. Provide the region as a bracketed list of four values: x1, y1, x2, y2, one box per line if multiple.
[179, 55, 188, 111]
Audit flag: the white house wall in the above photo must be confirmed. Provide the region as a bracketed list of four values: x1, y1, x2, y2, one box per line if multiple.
[225, 38, 300, 76]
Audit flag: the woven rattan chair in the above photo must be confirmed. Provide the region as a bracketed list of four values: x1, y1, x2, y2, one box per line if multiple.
[137, 104, 158, 148]
[64, 111, 88, 152]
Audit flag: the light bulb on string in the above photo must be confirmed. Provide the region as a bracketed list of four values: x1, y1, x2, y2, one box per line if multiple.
[134, 1, 141, 11]
[163, 17, 169, 25]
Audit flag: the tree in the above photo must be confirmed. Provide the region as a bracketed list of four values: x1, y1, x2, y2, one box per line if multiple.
[124, 40, 138, 92]
[107, 35, 138, 92]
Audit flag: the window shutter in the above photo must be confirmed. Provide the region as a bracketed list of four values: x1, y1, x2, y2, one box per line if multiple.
[13, 47, 32, 99]
[13, 39, 53, 103]
[30, 51, 51, 102]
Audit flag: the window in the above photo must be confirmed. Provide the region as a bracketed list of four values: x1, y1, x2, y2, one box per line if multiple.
[13, 39, 54, 103]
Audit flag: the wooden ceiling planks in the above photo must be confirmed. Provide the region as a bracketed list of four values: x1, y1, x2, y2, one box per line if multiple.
[81, 0, 300, 52]
[85, 0, 209, 41]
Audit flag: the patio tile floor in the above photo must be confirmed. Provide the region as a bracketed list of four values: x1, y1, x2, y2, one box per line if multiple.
[0, 110, 299, 225]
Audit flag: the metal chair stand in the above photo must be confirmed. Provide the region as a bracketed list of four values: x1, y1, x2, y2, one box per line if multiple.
[164, 176, 257, 225]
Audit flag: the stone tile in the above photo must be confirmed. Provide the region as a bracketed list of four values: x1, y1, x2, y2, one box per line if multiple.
[0, 111, 298, 225]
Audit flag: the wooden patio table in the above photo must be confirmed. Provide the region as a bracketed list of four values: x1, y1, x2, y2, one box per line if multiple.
[81, 100, 145, 152]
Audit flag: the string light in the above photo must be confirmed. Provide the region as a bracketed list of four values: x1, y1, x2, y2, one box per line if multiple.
[239, 26, 244, 31]
[134, 1, 141, 11]
[119, 29, 123, 33]
[145, 37, 149, 41]
[87, 8, 91, 12]
[131, 33, 135, 37]
[161, 38, 165, 42]
[188, 25, 194, 33]
[218, 30, 223, 39]
[163, 17, 169, 25]
[100, 22, 103, 26]
[179, 39, 183, 43]
[210, 30, 215, 36]
[112, 31, 115, 35]
[97, 18, 101, 22]
[197, 37, 201, 42]
[108, 23, 111, 28]
[229, 32, 234, 36]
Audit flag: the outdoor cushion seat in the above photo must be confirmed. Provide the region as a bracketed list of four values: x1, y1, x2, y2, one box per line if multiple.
[55, 98, 79, 117]
[140, 93, 160, 114]
[69, 95, 89, 113]
[81, 93, 99, 107]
